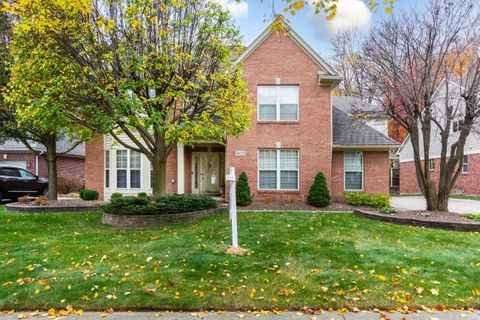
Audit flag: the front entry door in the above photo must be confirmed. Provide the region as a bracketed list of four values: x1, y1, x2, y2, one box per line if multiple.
[193, 153, 220, 194]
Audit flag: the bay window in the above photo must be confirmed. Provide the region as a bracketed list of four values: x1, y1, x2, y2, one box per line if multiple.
[344, 152, 363, 191]
[258, 85, 299, 121]
[258, 149, 299, 190]
[115, 149, 142, 188]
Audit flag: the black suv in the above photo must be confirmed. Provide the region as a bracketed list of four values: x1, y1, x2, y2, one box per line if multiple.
[0, 166, 48, 201]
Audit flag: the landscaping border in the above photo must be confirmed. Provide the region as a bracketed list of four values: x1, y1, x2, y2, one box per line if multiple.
[5, 201, 102, 213]
[102, 207, 226, 228]
[354, 209, 480, 232]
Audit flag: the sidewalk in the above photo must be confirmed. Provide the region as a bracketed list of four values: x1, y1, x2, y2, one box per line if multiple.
[2, 311, 480, 319]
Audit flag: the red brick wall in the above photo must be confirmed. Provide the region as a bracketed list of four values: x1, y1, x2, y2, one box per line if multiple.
[37, 156, 84, 178]
[331, 151, 344, 201]
[85, 136, 105, 200]
[364, 151, 390, 195]
[226, 31, 332, 202]
[400, 153, 480, 195]
[0, 152, 84, 178]
[331, 151, 390, 202]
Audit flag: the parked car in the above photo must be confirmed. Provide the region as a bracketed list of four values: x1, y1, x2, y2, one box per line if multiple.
[0, 166, 48, 201]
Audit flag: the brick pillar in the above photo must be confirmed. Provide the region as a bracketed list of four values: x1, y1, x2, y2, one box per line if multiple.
[85, 135, 105, 200]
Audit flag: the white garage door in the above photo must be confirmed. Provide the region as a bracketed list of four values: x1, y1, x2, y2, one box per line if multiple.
[0, 160, 27, 169]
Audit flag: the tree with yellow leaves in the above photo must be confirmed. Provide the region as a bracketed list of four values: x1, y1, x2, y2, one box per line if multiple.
[5, 0, 252, 196]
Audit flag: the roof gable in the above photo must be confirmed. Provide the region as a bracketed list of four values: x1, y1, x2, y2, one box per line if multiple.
[236, 20, 341, 83]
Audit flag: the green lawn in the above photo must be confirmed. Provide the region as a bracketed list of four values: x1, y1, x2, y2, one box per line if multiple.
[451, 195, 480, 201]
[1, 207, 480, 311]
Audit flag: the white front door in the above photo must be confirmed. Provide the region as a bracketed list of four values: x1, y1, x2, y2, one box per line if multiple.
[192, 153, 220, 194]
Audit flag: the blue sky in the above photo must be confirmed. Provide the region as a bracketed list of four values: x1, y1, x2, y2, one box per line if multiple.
[216, 0, 423, 59]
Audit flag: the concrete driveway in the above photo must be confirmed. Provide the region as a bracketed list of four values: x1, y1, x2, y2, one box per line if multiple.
[391, 196, 480, 214]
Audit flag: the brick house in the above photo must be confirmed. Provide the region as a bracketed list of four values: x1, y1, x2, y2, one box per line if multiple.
[0, 138, 85, 178]
[398, 79, 480, 196]
[85, 21, 398, 202]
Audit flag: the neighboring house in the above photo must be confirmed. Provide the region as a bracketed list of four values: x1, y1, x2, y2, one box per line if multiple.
[398, 79, 480, 196]
[0, 138, 85, 178]
[84, 21, 399, 202]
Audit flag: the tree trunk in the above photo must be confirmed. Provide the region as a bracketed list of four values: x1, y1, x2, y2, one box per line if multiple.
[44, 136, 58, 200]
[424, 180, 438, 211]
[151, 131, 170, 196]
[152, 155, 167, 196]
[437, 188, 449, 212]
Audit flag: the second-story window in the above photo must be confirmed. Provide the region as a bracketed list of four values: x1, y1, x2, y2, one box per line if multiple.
[258, 85, 299, 121]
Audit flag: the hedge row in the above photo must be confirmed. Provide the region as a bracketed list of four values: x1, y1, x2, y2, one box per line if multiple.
[100, 193, 217, 215]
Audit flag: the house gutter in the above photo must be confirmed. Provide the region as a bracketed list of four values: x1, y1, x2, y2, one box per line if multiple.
[332, 144, 399, 151]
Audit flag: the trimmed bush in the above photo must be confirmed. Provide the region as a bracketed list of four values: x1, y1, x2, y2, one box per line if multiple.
[236, 171, 252, 206]
[80, 189, 99, 201]
[137, 192, 149, 199]
[379, 207, 398, 214]
[101, 194, 217, 215]
[345, 192, 390, 209]
[307, 172, 331, 207]
[110, 192, 123, 201]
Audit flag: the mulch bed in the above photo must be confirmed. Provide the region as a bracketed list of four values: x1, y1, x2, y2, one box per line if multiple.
[386, 210, 480, 223]
[240, 201, 368, 212]
[354, 209, 480, 232]
[5, 200, 104, 213]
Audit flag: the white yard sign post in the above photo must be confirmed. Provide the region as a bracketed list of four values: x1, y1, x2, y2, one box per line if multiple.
[226, 167, 238, 249]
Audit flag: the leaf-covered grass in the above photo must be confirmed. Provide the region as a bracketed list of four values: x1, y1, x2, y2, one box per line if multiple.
[1, 206, 480, 311]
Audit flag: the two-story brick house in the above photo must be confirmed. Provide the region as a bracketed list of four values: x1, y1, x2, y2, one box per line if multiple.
[84, 21, 398, 202]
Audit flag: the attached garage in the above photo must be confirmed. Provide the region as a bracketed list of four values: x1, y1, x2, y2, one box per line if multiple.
[0, 160, 27, 169]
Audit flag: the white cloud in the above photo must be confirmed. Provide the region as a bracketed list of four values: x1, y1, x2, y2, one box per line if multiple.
[309, 0, 371, 38]
[213, 0, 248, 19]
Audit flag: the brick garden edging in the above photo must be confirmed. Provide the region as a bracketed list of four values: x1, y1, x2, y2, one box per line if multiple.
[5, 201, 102, 213]
[102, 207, 226, 228]
[354, 209, 480, 232]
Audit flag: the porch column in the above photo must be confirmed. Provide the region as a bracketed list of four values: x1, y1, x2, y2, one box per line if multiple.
[177, 142, 185, 194]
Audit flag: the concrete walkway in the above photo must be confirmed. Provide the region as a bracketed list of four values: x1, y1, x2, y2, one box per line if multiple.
[2, 311, 480, 320]
[391, 196, 480, 214]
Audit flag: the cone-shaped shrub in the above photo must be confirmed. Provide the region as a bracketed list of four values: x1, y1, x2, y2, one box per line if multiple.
[307, 172, 331, 207]
[236, 171, 252, 206]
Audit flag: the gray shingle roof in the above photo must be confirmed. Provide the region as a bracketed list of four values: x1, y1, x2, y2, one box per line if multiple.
[333, 107, 399, 146]
[332, 96, 387, 117]
[0, 138, 85, 157]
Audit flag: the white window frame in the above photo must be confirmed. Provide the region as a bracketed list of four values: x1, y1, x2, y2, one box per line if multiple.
[429, 159, 435, 171]
[462, 155, 469, 173]
[257, 149, 299, 191]
[129, 150, 142, 189]
[105, 150, 110, 189]
[116, 150, 128, 189]
[149, 161, 153, 189]
[115, 149, 142, 189]
[257, 85, 299, 121]
[344, 152, 364, 191]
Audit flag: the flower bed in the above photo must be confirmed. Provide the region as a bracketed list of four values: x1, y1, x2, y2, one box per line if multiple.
[5, 200, 103, 213]
[354, 208, 480, 232]
[100, 194, 223, 228]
